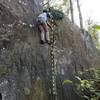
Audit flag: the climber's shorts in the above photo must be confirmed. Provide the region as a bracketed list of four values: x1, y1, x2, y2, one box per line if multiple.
[37, 17, 45, 25]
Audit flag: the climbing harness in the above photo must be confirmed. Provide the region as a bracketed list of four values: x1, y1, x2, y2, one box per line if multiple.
[50, 19, 57, 100]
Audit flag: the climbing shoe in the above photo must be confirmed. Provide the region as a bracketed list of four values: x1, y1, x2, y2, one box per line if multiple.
[47, 40, 51, 45]
[40, 40, 45, 44]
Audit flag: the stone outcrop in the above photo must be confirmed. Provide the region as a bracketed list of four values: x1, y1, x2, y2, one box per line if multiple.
[0, 0, 99, 100]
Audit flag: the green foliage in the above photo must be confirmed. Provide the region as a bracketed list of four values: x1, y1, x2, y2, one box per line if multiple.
[63, 0, 68, 5]
[74, 69, 100, 100]
[51, 9, 65, 20]
[93, 25, 100, 30]
[63, 79, 72, 85]
[88, 23, 100, 50]
[63, 69, 100, 100]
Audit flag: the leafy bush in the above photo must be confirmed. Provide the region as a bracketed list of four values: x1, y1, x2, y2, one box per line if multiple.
[63, 68, 100, 100]
[51, 9, 64, 20]
[75, 69, 100, 100]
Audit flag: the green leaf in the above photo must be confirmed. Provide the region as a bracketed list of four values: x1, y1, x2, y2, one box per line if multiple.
[91, 98, 96, 100]
[75, 83, 81, 90]
[63, 79, 72, 85]
[75, 76, 81, 81]
[83, 96, 89, 99]
[95, 92, 100, 97]
[93, 25, 100, 30]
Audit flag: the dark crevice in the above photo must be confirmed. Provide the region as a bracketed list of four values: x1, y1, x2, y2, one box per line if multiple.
[0, 93, 2, 100]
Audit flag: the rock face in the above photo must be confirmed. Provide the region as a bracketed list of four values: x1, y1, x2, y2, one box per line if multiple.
[0, 0, 99, 100]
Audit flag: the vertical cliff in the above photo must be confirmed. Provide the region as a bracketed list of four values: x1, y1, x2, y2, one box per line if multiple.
[0, 0, 99, 100]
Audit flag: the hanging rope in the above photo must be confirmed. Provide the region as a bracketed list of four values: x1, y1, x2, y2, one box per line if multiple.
[50, 19, 57, 100]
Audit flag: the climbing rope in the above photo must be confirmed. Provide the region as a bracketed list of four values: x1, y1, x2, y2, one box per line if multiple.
[50, 19, 57, 100]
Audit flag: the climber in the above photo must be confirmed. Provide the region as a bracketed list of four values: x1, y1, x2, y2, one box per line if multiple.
[37, 9, 52, 44]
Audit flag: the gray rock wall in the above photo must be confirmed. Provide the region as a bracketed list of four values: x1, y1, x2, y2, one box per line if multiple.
[0, 0, 99, 100]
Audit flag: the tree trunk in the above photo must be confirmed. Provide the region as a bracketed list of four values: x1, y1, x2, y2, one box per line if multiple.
[76, 0, 84, 32]
[69, 0, 74, 23]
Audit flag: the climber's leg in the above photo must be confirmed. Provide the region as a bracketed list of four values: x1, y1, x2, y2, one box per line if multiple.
[42, 22, 50, 44]
[46, 31, 50, 44]
[38, 24, 45, 44]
